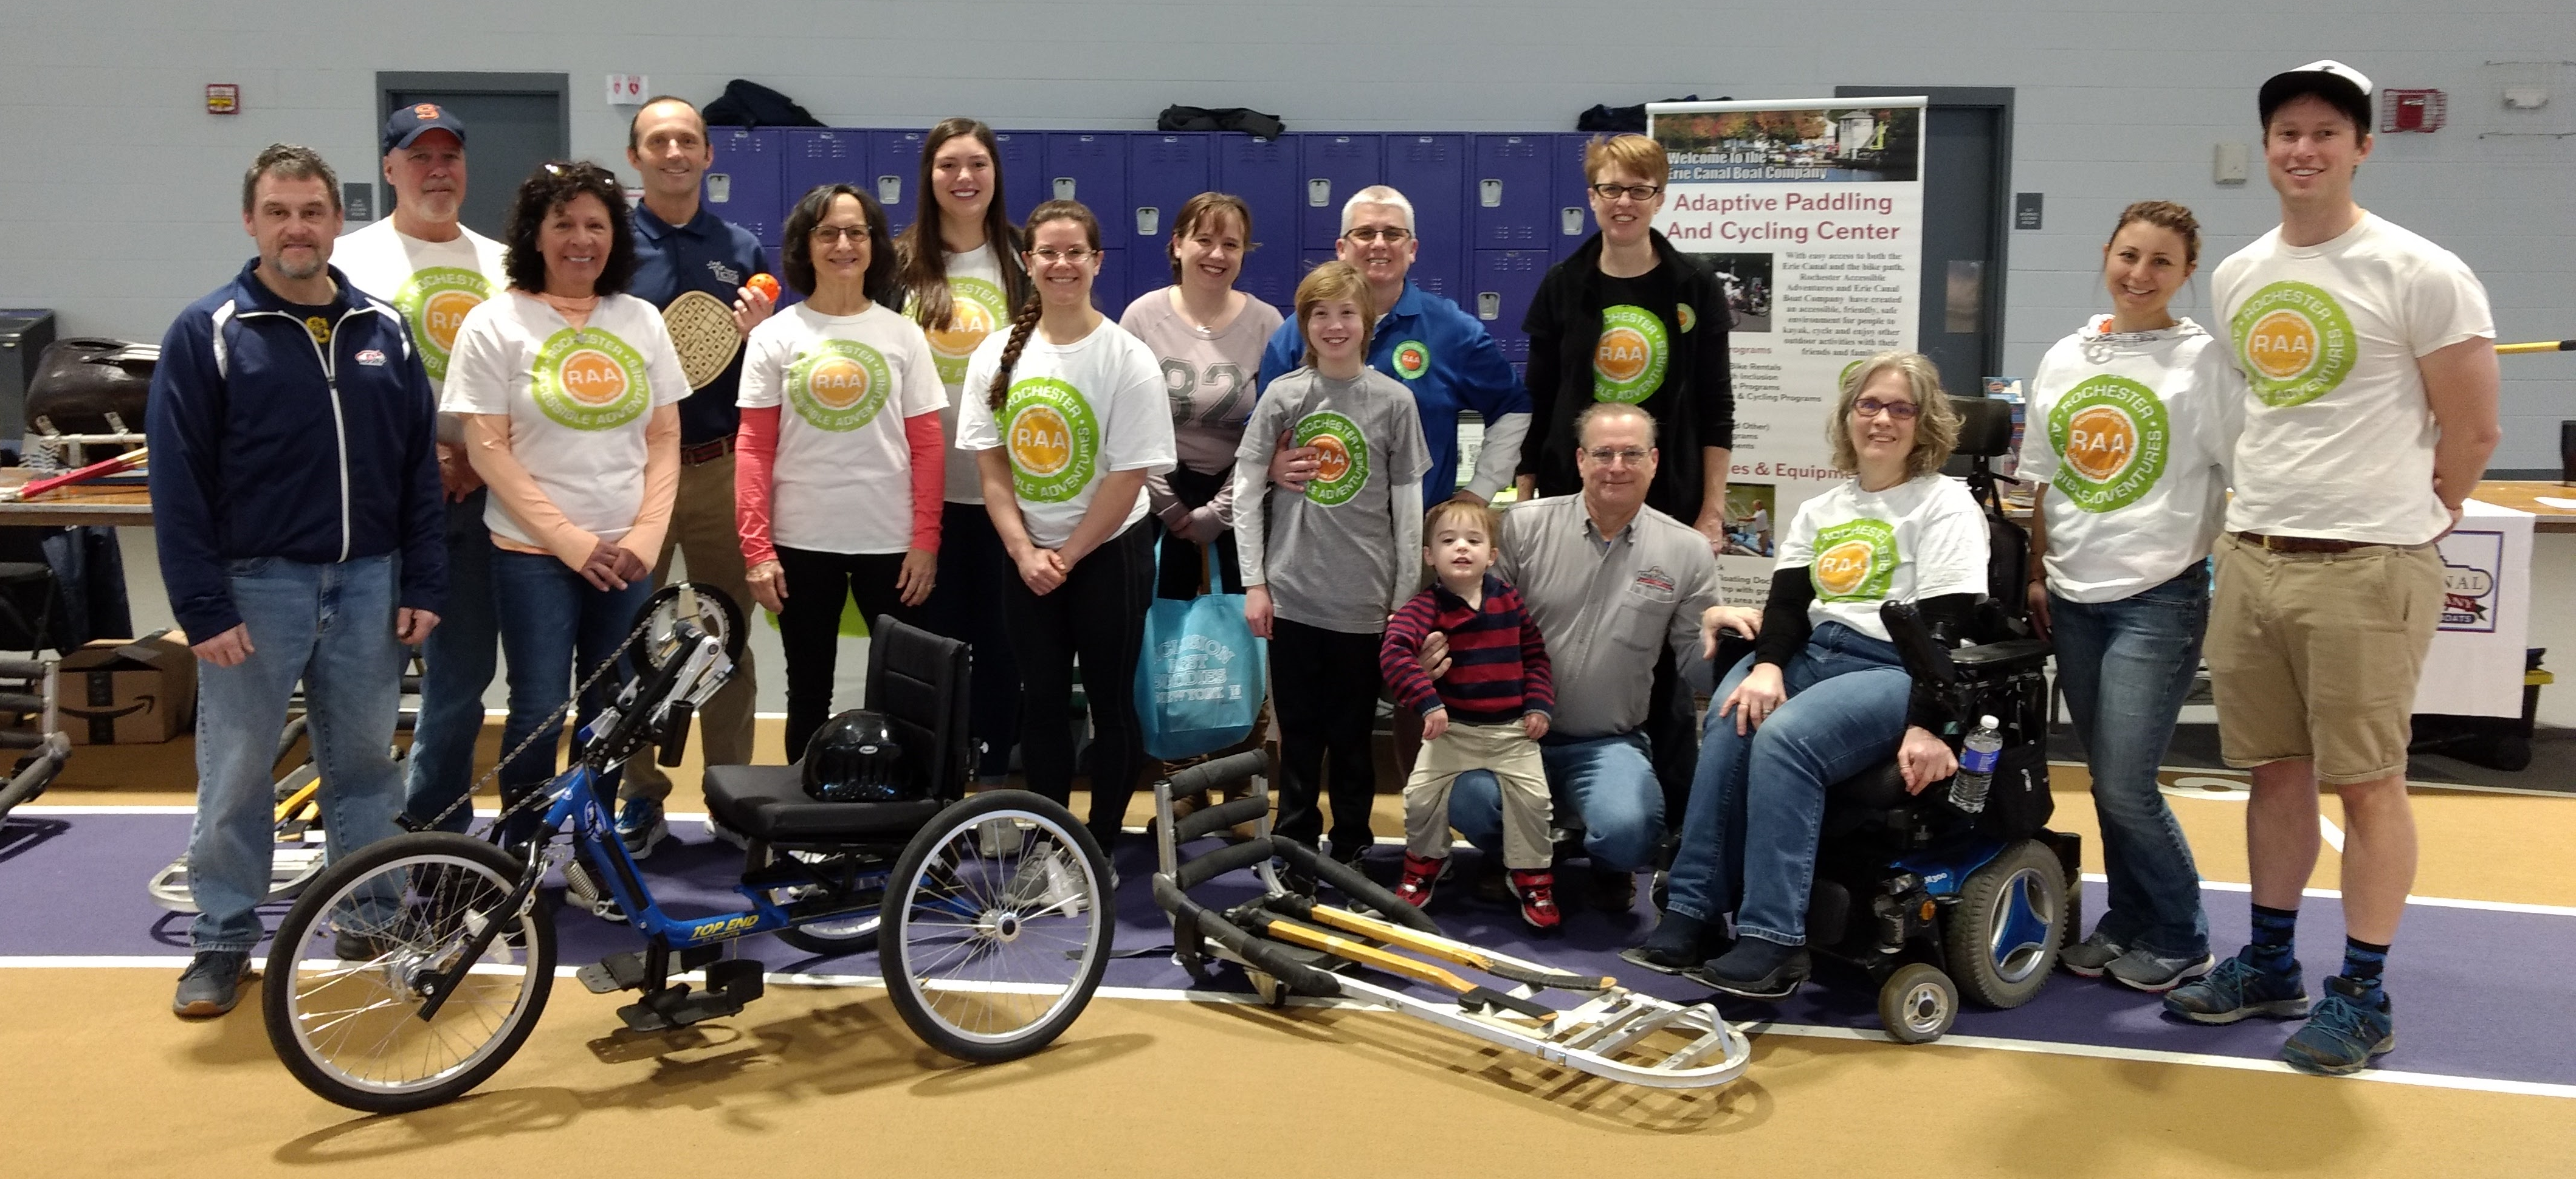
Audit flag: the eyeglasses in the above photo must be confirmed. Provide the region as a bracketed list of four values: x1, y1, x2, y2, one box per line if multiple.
[1029, 247, 1097, 264]
[809, 225, 869, 242]
[1853, 397, 1920, 421]
[1343, 227, 1411, 244]
[1580, 447, 1651, 467]
[1589, 183, 1664, 202]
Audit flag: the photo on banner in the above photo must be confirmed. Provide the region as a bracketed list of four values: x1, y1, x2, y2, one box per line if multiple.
[1649, 98, 1927, 601]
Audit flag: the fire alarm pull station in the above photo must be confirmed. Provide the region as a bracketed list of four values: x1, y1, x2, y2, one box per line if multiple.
[2383, 89, 2447, 132]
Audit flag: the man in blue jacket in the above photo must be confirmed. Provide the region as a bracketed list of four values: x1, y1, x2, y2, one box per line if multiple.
[148, 143, 445, 1018]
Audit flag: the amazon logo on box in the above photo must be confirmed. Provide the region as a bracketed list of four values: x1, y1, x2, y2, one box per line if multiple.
[59, 632, 196, 744]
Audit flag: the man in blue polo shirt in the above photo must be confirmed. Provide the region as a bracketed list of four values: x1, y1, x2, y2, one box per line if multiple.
[615, 95, 773, 855]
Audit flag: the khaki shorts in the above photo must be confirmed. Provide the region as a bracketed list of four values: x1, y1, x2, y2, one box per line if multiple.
[2206, 532, 2442, 785]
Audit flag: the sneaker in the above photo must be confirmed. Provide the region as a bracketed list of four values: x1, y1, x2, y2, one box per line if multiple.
[1509, 869, 1562, 933]
[332, 927, 398, 963]
[2162, 950, 2310, 1024]
[1394, 853, 1444, 908]
[173, 950, 251, 1019]
[2106, 947, 2217, 994]
[1620, 911, 1724, 976]
[563, 856, 627, 924]
[704, 813, 752, 851]
[616, 797, 668, 859]
[1329, 840, 1374, 882]
[1006, 842, 1087, 916]
[2060, 929, 2127, 978]
[1588, 865, 1638, 914]
[1686, 938, 1810, 1002]
[2279, 976, 2396, 1076]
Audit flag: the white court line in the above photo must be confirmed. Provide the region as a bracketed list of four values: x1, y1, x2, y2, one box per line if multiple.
[2077, 873, 2576, 918]
[2319, 813, 2347, 853]
[2053, 758, 2576, 800]
[9, 955, 2570, 1101]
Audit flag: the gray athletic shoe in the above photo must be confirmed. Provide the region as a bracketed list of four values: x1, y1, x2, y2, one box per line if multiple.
[2060, 929, 2126, 978]
[173, 950, 251, 1019]
[2104, 947, 2216, 994]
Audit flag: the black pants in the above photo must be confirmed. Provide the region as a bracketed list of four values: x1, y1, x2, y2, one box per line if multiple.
[1154, 464, 1242, 599]
[1648, 644, 1699, 834]
[774, 546, 921, 758]
[1000, 521, 1155, 844]
[917, 502, 1023, 780]
[1270, 617, 1383, 854]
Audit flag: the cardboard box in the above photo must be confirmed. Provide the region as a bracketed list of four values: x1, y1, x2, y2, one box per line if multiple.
[59, 633, 195, 744]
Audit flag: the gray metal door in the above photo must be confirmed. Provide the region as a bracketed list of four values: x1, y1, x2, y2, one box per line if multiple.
[378, 73, 570, 239]
[1840, 87, 2013, 397]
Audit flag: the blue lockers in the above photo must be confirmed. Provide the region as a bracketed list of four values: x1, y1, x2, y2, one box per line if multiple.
[1473, 134, 1554, 250]
[990, 131, 1044, 228]
[1126, 132, 1211, 301]
[705, 127, 782, 246]
[1300, 134, 1379, 253]
[1552, 132, 1597, 259]
[1218, 135, 1297, 309]
[1385, 133, 1465, 304]
[782, 129, 864, 217]
[867, 130, 928, 233]
[1043, 134, 1126, 309]
[1472, 249, 1550, 363]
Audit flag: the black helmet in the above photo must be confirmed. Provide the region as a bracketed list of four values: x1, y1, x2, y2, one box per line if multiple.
[802, 710, 917, 803]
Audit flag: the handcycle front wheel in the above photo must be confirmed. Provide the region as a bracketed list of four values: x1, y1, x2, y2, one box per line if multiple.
[262, 831, 557, 1113]
[879, 790, 1113, 1064]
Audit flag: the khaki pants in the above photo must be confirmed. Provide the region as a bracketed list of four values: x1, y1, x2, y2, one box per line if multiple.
[1403, 721, 1551, 870]
[2206, 533, 2442, 786]
[622, 452, 759, 802]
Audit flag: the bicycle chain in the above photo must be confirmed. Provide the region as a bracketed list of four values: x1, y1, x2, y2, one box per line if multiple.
[415, 608, 671, 836]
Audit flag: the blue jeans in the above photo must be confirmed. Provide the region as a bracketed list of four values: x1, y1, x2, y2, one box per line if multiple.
[1447, 731, 1662, 873]
[187, 554, 407, 952]
[1667, 622, 1912, 946]
[2050, 565, 2211, 957]
[491, 548, 652, 837]
[402, 490, 498, 833]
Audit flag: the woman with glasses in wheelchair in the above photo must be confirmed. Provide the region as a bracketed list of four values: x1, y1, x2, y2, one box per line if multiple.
[1627, 352, 1988, 1000]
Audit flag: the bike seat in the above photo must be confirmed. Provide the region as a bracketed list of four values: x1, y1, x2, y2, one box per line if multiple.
[701, 765, 945, 845]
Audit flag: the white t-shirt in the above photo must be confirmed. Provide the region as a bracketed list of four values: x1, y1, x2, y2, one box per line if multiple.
[954, 320, 1176, 549]
[332, 219, 510, 441]
[2020, 316, 2244, 603]
[1774, 473, 1988, 641]
[738, 302, 948, 555]
[441, 291, 690, 546]
[2214, 212, 2494, 545]
[910, 247, 1016, 504]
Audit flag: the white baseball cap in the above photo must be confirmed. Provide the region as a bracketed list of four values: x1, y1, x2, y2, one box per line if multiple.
[2260, 60, 2375, 129]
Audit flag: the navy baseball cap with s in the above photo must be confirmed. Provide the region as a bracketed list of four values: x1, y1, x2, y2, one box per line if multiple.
[383, 103, 468, 154]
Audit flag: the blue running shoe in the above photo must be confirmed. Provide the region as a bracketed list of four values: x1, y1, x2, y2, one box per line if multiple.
[616, 797, 668, 859]
[2280, 976, 2395, 1076]
[2162, 949, 2310, 1024]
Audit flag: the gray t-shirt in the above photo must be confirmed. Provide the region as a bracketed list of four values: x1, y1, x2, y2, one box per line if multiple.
[1233, 368, 1431, 633]
[1496, 495, 1723, 738]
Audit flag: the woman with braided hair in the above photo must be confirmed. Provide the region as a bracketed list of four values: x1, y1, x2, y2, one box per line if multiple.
[954, 200, 1176, 850]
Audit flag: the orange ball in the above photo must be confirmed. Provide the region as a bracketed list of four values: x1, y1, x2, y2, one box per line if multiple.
[747, 273, 780, 301]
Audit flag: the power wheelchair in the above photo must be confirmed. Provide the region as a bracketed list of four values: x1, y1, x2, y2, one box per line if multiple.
[260, 589, 1111, 1113]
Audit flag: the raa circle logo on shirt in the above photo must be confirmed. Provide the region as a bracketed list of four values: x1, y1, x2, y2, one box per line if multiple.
[2048, 374, 2170, 514]
[1810, 518, 1898, 602]
[1677, 304, 1697, 334]
[1293, 409, 1372, 507]
[2233, 280, 2355, 408]
[1390, 339, 1431, 380]
[532, 328, 650, 430]
[1003, 377, 1100, 503]
[927, 277, 1007, 385]
[394, 266, 494, 382]
[788, 339, 895, 432]
[1593, 304, 1669, 405]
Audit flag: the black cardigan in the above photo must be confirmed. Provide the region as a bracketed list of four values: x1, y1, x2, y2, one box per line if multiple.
[1517, 229, 1735, 523]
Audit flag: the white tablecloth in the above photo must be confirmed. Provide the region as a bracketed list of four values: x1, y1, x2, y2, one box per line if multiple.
[2414, 499, 2533, 718]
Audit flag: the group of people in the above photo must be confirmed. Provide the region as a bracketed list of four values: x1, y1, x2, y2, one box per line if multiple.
[148, 61, 2499, 1081]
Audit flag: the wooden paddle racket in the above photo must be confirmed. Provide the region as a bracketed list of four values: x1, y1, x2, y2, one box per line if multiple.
[663, 290, 742, 390]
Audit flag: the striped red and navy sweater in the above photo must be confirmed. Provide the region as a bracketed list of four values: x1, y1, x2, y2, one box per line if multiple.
[1379, 572, 1555, 724]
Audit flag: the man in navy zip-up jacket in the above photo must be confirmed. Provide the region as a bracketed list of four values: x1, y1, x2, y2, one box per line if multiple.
[148, 144, 445, 1019]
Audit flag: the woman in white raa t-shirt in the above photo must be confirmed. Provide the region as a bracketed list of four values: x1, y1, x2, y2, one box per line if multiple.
[956, 201, 1177, 850]
[1631, 352, 1986, 1001]
[739, 184, 948, 758]
[2020, 202, 2242, 992]
[441, 162, 684, 834]
[894, 118, 1035, 785]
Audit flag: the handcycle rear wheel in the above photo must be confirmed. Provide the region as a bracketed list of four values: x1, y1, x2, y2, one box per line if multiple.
[879, 790, 1112, 1064]
[262, 832, 556, 1113]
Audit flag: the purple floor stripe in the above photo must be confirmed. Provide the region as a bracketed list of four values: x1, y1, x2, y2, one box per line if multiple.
[7, 811, 2569, 1088]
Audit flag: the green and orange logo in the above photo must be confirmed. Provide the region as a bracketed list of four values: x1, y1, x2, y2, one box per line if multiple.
[925, 277, 1006, 385]
[2232, 280, 2354, 408]
[532, 328, 649, 430]
[1677, 304, 1697, 334]
[392, 266, 494, 382]
[2047, 374, 2168, 513]
[1593, 305, 1668, 404]
[1390, 339, 1431, 380]
[1002, 377, 1099, 503]
[1810, 518, 1897, 602]
[1293, 410, 1371, 507]
[787, 339, 894, 431]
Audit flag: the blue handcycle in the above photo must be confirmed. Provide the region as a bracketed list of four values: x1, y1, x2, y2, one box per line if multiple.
[260, 586, 1113, 1113]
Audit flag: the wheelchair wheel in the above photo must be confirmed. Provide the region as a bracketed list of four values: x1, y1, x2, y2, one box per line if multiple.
[1943, 839, 2067, 1009]
[749, 843, 884, 957]
[1879, 962, 1957, 1043]
[262, 832, 556, 1113]
[879, 789, 1112, 1064]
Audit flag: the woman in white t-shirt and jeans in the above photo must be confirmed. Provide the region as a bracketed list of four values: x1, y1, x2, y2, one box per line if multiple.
[956, 201, 1177, 850]
[895, 119, 1035, 785]
[1631, 352, 1982, 1000]
[2020, 201, 2243, 994]
[1118, 192, 1284, 598]
[738, 184, 948, 757]
[443, 162, 685, 837]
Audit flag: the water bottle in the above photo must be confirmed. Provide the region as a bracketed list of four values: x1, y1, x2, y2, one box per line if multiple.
[1950, 715, 2003, 814]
